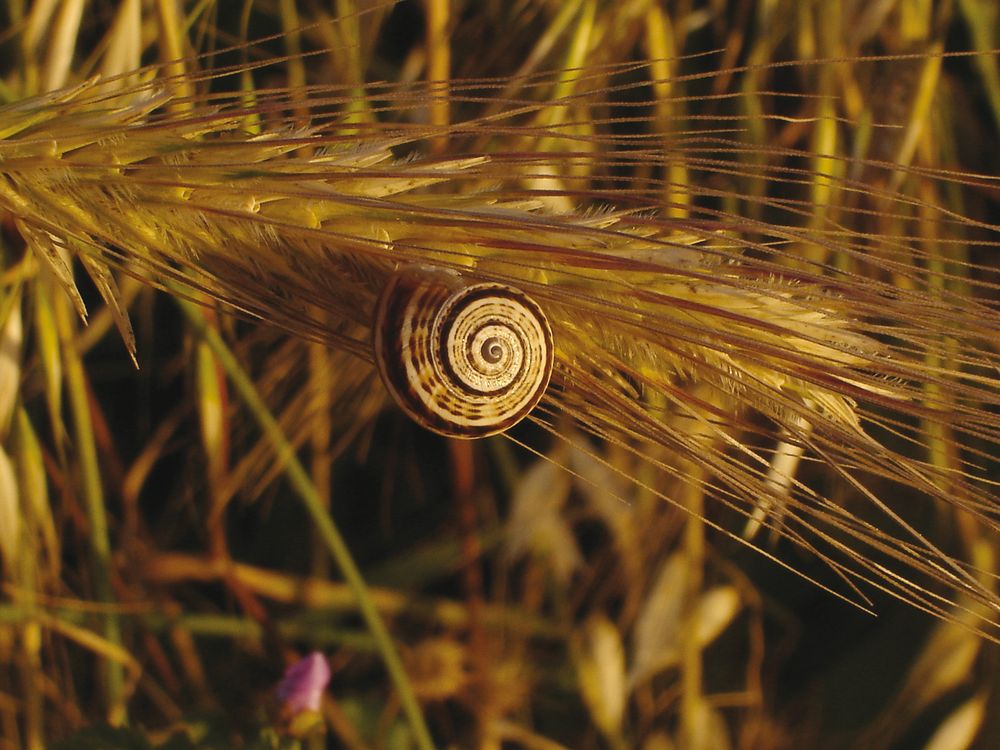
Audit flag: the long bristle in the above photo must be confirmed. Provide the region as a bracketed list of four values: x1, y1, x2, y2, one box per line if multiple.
[3, 40, 999, 621]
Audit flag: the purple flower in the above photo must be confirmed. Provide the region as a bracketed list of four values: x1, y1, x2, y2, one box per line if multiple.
[277, 651, 331, 714]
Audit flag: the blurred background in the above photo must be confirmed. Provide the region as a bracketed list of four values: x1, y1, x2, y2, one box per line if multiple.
[0, 1, 998, 748]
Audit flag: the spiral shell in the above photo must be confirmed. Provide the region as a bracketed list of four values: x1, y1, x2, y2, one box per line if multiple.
[373, 269, 554, 438]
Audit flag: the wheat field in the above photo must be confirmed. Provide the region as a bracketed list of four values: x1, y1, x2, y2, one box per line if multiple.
[0, 1, 998, 748]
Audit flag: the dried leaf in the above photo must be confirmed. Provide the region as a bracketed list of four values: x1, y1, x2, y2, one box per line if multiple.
[99, 0, 141, 83]
[923, 693, 987, 750]
[630, 553, 686, 685]
[863, 620, 983, 745]
[894, 624, 980, 719]
[32, 283, 65, 448]
[0, 303, 22, 435]
[631, 552, 741, 685]
[15, 408, 58, 580]
[686, 703, 732, 750]
[691, 587, 741, 653]
[0, 446, 20, 571]
[505, 456, 580, 585]
[569, 439, 635, 556]
[574, 615, 627, 740]
[196, 341, 226, 484]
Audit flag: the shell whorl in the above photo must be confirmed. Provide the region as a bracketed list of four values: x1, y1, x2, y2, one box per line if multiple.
[373, 269, 554, 438]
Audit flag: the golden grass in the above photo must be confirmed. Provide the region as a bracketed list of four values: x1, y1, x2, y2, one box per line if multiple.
[0, 1, 998, 748]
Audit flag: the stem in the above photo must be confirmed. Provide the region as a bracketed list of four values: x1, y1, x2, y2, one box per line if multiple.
[55, 293, 126, 725]
[177, 298, 435, 750]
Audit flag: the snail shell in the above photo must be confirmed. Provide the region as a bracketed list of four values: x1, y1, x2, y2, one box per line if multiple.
[373, 268, 554, 438]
